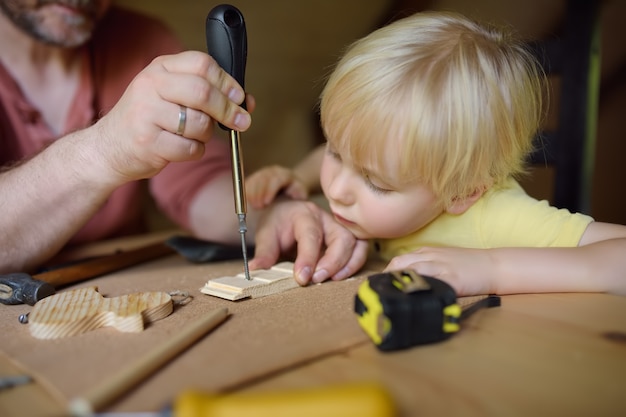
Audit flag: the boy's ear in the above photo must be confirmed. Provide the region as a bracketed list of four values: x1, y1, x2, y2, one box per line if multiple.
[445, 187, 486, 215]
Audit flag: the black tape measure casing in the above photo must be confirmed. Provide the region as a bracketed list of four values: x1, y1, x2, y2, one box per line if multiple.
[354, 271, 461, 351]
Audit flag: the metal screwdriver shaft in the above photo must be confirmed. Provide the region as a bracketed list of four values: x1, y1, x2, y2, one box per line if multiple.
[206, 4, 251, 279]
[238, 215, 250, 280]
[230, 128, 251, 280]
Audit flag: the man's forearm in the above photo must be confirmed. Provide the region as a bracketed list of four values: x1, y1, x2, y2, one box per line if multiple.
[0, 129, 120, 273]
[188, 172, 260, 245]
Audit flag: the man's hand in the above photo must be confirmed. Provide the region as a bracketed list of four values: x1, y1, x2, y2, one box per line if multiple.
[250, 200, 369, 285]
[94, 50, 253, 184]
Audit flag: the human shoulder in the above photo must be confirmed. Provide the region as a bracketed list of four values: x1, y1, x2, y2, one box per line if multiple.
[477, 178, 594, 247]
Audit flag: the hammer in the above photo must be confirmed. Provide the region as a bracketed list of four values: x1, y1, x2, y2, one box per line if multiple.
[0, 242, 175, 306]
[0, 237, 254, 306]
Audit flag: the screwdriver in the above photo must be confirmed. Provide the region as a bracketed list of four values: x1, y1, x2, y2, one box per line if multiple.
[92, 382, 395, 417]
[171, 383, 395, 417]
[205, 4, 251, 280]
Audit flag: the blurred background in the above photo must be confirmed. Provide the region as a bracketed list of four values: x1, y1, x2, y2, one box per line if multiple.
[115, 0, 626, 227]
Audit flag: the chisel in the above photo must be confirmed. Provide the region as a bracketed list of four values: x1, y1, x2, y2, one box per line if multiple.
[205, 4, 251, 280]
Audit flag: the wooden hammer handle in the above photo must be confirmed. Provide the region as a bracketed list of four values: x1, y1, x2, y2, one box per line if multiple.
[34, 242, 175, 287]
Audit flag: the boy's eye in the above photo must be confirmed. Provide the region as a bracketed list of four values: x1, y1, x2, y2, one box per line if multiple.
[326, 147, 342, 161]
[364, 174, 392, 194]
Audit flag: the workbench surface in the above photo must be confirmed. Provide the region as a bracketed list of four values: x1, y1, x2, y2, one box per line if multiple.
[1, 231, 625, 416]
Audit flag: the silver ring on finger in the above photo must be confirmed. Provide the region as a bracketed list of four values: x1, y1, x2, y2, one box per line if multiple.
[176, 105, 187, 136]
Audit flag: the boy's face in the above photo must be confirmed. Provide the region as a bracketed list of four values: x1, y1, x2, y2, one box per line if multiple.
[320, 143, 444, 240]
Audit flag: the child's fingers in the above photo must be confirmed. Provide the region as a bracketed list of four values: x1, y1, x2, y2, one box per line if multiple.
[284, 181, 309, 201]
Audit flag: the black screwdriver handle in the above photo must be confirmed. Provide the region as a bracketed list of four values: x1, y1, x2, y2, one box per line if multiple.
[206, 4, 247, 130]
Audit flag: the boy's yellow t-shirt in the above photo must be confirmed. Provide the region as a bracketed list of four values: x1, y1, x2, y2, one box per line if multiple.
[373, 178, 594, 261]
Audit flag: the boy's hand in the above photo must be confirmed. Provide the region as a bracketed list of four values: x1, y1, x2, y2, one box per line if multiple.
[384, 246, 496, 296]
[246, 165, 309, 209]
[250, 200, 369, 285]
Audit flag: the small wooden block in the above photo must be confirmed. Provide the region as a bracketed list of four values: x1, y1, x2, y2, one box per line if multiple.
[200, 262, 298, 301]
[28, 286, 173, 340]
[270, 261, 297, 273]
[236, 269, 292, 283]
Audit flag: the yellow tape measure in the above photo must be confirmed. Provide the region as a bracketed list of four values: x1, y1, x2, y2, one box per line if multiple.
[354, 270, 500, 351]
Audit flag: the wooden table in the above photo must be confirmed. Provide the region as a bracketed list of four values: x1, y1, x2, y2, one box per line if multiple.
[240, 292, 626, 416]
[1, 232, 625, 416]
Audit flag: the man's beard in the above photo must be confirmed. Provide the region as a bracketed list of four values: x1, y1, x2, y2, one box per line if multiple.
[0, 0, 103, 47]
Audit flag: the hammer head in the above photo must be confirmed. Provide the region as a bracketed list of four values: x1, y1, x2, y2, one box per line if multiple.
[0, 273, 55, 305]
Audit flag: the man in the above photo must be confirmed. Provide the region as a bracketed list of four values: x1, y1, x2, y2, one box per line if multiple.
[0, 0, 367, 284]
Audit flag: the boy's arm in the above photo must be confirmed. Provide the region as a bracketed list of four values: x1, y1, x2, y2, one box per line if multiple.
[578, 221, 626, 245]
[384, 222, 626, 296]
[492, 234, 626, 296]
[292, 144, 325, 195]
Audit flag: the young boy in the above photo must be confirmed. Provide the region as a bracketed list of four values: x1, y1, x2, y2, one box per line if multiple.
[247, 11, 626, 296]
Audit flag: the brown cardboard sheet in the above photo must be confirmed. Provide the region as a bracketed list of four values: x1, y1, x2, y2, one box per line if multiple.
[0, 254, 377, 412]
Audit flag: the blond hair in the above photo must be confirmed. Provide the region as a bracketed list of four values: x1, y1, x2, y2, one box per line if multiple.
[319, 11, 545, 206]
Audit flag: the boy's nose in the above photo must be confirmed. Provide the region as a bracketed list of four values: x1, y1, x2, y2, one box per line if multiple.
[326, 167, 356, 205]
